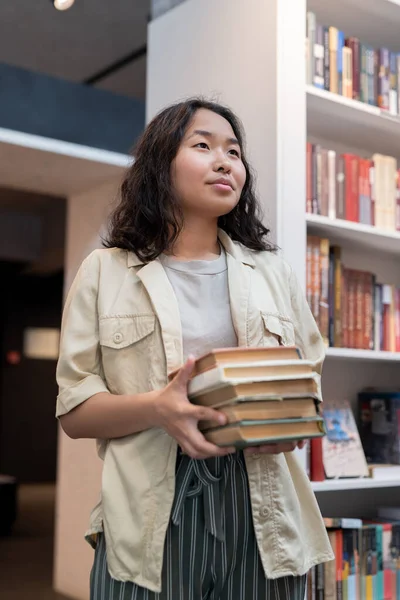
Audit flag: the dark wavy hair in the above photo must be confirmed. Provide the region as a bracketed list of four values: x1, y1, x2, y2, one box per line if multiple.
[104, 97, 275, 262]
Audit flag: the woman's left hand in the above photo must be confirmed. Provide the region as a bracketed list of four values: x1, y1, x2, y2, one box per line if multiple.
[245, 440, 306, 455]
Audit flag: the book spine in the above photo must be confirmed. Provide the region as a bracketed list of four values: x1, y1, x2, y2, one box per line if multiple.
[374, 48, 380, 107]
[320, 148, 329, 217]
[369, 160, 375, 227]
[328, 247, 335, 347]
[360, 45, 368, 103]
[333, 246, 342, 348]
[312, 144, 319, 214]
[355, 270, 364, 349]
[343, 154, 359, 222]
[306, 142, 313, 213]
[346, 37, 360, 100]
[389, 51, 398, 116]
[310, 437, 324, 481]
[337, 30, 345, 95]
[343, 46, 353, 99]
[382, 284, 392, 352]
[347, 269, 356, 348]
[375, 525, 384, 600]
[306, 237, 313, 309]
[306, 12, 316, 86]
[329, 27, 338, 94]
[378, 47, 390, 111]
[364, 273, 374, 350]
[327, 150, 336, 219]
[323, 27, 330, 91]
[316, 144, 322, 214]
[367, 47, 375, 105]
[396, 168, 400, 231]
[314, 24, 324, 89]
[336, 529, 343, 600]
[397, 54, 400, 116]
[358, 158, 367, 225]
[336, 155, 346, 219]
[311, 236, 321, 327]
[319, 237, 330, 346]
[342, 267, 349, 348]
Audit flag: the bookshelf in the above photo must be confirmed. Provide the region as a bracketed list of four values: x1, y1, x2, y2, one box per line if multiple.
[305, 0, 400, 520]
[307, 0, 400, 53]
[312, 477, 400, 493]
[325, 348, 400, 362]
[307, 86, 400, 159]
[306, 214, 400, 256]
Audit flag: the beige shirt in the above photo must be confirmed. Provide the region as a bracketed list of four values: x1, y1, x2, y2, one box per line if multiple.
[56, 229, 334, 593]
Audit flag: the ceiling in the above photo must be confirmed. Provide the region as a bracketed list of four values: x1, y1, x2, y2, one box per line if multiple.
[0, 0, 150, 100]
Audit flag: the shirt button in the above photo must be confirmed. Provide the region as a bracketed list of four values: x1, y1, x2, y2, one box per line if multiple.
[260, 505, 270, 518]
[113, 332, 123, 344]
[251, 453, 261, 460]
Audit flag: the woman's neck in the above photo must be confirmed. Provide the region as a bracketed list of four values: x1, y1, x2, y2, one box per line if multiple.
[170, 219, 220, 261]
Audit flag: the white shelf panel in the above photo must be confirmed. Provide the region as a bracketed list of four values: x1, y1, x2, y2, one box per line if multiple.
[312, 477, 400, 492]
[0, 127, 132, 196]
[307, 0, 400, 53]
[307, 86, 400, 159]
[306, 214, 400, 256]
[326, 348, 400, 362]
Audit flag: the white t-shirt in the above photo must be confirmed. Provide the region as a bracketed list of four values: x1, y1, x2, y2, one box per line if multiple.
[160, 247, 238, 360]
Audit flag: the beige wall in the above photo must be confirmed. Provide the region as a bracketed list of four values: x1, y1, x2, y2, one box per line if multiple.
[54, 179, 121, 600]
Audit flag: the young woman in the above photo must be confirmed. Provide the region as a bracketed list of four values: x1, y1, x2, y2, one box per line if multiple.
[56, 98, 333, 599]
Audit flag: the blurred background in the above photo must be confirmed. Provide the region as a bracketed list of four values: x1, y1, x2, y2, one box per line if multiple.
[0, 2, 150, 599]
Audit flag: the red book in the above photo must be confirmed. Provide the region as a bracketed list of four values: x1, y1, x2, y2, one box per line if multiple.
[345, 37, 360, 101]
[343, 154, 360, 222]
[310, 437, 325, 482]
[363, 273, 374, 350]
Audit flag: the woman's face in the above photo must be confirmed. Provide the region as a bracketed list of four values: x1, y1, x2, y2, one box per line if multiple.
[171, 108, 247, 220]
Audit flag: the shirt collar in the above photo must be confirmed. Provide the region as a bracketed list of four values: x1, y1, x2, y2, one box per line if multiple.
[126, 228, 256, 269]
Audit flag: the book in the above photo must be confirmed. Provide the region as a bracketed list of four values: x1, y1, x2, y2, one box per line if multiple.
[359, 389, 400, 465]
[188, 360, 316, 398]
[168, 346, 302, 380]
[203, 417, 325, 448]
[321, 399, 369, 478]
[368, 463, 400, 480]
[189, 374, 320, 408]
[198, 396, 319, 431]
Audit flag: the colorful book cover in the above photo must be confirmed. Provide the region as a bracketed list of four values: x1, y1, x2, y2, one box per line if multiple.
[322, 399, 369, 478]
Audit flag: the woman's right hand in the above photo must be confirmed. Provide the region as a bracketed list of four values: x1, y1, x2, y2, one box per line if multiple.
[153, 355, 236, 460]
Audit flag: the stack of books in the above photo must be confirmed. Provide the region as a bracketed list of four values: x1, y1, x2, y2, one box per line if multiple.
[176, 346, 326, 449]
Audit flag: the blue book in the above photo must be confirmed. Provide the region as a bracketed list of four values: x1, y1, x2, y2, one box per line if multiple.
[337, 30, 345, 95]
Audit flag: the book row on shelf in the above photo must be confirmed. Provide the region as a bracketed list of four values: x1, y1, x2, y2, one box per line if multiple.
[306, 235, 400, 352]
[308, 514, 400, 600]
[307, 390, 400, 483]
[306, 142, 400, 231]
[306, 10, 400, 116]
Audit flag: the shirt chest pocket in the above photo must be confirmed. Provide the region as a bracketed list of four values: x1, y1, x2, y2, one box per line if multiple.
[261, 313, 296, 347]
[98, 314, 156, 393]
[99, 315, 156, 349]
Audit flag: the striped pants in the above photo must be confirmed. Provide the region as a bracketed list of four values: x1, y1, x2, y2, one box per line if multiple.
[90, 451, 307, 600]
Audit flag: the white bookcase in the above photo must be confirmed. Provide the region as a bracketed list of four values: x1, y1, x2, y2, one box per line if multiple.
[305, 0, 400, 512]
[147, 0, 400, 516]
